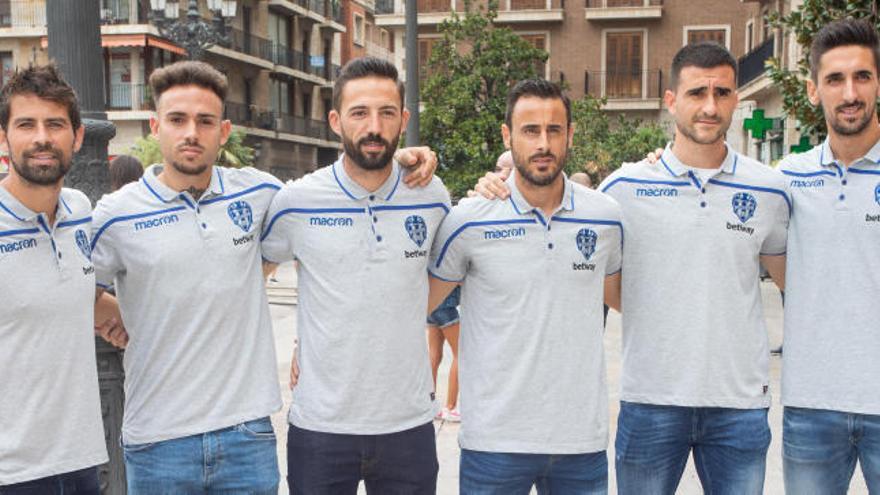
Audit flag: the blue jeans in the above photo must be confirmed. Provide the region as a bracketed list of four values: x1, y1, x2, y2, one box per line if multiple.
[783, 406, 880, 494]
[0, 467, 99, 495]
[427, 286, 461, 327]
[615, 402, 770, 495]
[459, 449, 607, 495]
[287, 421, 438, 494]
[123, 417, 279, 494]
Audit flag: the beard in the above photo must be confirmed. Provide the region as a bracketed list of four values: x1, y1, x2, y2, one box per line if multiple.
[827, 99, 877, 136]
[9, 141, 71, 186]
[512, 146, 567, 187]
[170, 160, 209, 176]
[342, 132, 399, 171]
[676, 113, 729, 146]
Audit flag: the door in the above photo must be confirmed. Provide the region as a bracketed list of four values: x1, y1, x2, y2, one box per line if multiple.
[605, 31, 642, 99]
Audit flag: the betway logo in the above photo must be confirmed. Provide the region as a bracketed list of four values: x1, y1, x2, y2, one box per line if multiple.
[636, 188, 678, 197]
[484, 227, 526, 240]
[134, 214, 179, 231]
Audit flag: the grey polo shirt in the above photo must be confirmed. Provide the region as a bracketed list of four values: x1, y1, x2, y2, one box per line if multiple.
[90, 165, 283, 445]
[780, 138, 880, 415]
[429, 173, 621, 454]
[600, 144, 790, 409]
[0, 187, 107, 485]
[261, 156, 450, 435]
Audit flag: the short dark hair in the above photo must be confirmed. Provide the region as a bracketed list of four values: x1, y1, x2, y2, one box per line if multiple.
[109, 154, 144, 191]
[149, 61, 228, 105]
[810, 18, 880, 82]
[0, 63, 81, 131]
[332, 56, 404, 111]
[670, 42, 738, 89]
[505, 79, 571, 129]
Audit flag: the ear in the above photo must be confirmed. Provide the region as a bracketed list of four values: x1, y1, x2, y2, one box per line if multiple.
[0, 128, 8, 155]
[149, 114, 160, 137]
[567, 122, 575, 149]
[502, 123, 512, 149]
[329, 109, 342, 138]
[72, 124, 85, 153]
[806, 78, 820, 106]
[401, 107, 410, 135]
[663, 89, 677, 116]
[219, 119, 232, 146]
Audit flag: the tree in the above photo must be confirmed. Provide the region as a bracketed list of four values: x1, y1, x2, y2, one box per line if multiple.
[768, 1, 880, 139]
[421, 0, 547, 198]
[568, 95, 669, 184]
[128, 129, 256, 168]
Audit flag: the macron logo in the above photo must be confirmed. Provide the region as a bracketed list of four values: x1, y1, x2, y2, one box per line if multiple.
[636, 188, 678, 197]
[484, 227, 526, 240]
[134, 214, 180, 231]
[0, 238, 37, 253]
[790, 178, 825, 188]
[309, 217, 354, 227]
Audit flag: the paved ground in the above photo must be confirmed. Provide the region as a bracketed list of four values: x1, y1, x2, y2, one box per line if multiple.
[265, 262, 868, 494]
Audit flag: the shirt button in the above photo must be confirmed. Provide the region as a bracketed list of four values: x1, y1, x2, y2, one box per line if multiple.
[701, 188, 706, 194]
[376, 235, 382, 242]
[201, 223, 207, 229]
[57, 251, 62, 259]
[548, 243, 554, 249]
[373, 216, 378, 223]
[842, 180, 848, 186]
[839, 194, 846, 201]
[700, 201, 707, 208]
[369, 195, 376, 201]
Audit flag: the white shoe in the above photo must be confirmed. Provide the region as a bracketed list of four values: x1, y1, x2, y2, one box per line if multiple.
[441, 408, 461, 422]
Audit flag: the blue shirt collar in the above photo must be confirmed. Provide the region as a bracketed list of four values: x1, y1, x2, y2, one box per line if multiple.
[141, 164, 226, 203]
[0, 183, 76, 224]
[820, 136, 880, 167]
[331, 154, 402, 201]
[506, 168, 575, 216]
[659, 142, 738, 177]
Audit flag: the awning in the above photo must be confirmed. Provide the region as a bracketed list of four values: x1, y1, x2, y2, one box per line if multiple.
[40, 34, 186, 56]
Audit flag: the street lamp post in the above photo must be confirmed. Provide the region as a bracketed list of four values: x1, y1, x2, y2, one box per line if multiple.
[149, 0, 238, 60]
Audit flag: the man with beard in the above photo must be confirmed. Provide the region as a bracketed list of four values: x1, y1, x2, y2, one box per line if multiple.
[428, 79, 622, 493]
[778, 19, 880, 493]
[0, 64, 122, 493]
[261, 57, 449, 493]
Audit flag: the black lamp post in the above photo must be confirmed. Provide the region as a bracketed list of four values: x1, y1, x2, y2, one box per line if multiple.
[149, 0, 237, 60]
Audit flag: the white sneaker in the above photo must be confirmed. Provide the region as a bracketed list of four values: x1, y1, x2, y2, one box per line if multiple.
[441, 408, 461, 423]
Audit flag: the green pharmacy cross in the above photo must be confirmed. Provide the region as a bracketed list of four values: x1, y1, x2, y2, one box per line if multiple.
[743, 109, 775, 140]
[790, 135, 812, 153]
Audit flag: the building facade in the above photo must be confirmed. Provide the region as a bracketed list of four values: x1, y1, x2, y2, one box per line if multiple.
[0, 0, 346, 180]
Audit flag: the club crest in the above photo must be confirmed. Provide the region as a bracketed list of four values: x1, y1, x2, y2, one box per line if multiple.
[875, 183, 880, 207]
[227, 200, 253, 232]
[576, 228, 598, 261]
[405, 215, 428, 247]
[732, 192, 757, 223]
[75, 229, 91, 260]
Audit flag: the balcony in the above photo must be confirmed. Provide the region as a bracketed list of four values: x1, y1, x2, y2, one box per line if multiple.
[0, 0, 46, 33]
[584, 69, 663, 110]
[211, 26, 276, 68]
[106, 83, 152, 111]
[224, 101, 341, 144]
[584, 0, 662, 20]
[365, 41, 394, 62]
[270, 43, 340, 83]
[268, 0, 344, 30]
[376, 0, 563, 26]
[738, 36, 774, 88]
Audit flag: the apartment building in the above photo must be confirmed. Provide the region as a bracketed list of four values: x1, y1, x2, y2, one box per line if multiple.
[0, 0, 346, 180]
[731, 0, 805, 164]
[376, 0, 758, 122]
[341, 0, 395, 63]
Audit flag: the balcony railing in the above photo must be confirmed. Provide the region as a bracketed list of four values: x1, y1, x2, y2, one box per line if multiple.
[365, 41, 393, 62]
[100, 0, 131, 24]
[738, 36, 774, 87]
[219, 26, 276, 62]
[586, 0, 661, 6]
[106, 83, 152, 110]
[584, 69, 663, 100]
[224, 102, 340, 142]
[0, 0, 46, 28]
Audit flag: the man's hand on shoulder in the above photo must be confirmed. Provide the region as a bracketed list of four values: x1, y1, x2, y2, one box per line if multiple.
[396, 146, 437, 188]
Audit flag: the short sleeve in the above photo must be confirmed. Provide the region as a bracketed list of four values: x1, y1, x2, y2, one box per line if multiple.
[429, 207, 469, 282]
[760, 187, 790, 256]
[90, 198, 123, 289]
[260, 185, 298, 264]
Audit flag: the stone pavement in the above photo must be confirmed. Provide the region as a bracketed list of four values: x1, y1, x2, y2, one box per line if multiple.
[265, 262, 868, 494]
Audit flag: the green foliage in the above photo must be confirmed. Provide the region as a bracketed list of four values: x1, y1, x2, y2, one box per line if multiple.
[768, 0, 880, 138]
[568, 95, 669, 183]
[421, 0, 548, 198]
[128, 130, 256, 168]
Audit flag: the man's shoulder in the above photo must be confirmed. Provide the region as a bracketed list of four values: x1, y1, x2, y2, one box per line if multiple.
[776, 144, 823, 174]
[730, 154, 787, 189]
[59, 187, 92, 217]
[92, 180, 150, 223]
[272, 165, 340, 205]
[394, 174, 450, 206]
[570, 185, 622, 221]
[599, 160, 670, 193]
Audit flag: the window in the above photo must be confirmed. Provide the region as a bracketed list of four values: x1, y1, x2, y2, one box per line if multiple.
[380, 29, 390, 50]
[353, 13, 365, 46]
[271, 79, 291, 115]
[605, 31, 643, 98]
[418, 37, 439, 84]
[0, 53, 13, 88]
[521, 34, 547, 78]
[268, 13, 291, 47]
[687, 29, 726, 46]
[761, 8, 770, 42]
[745, 20, 754, 53]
